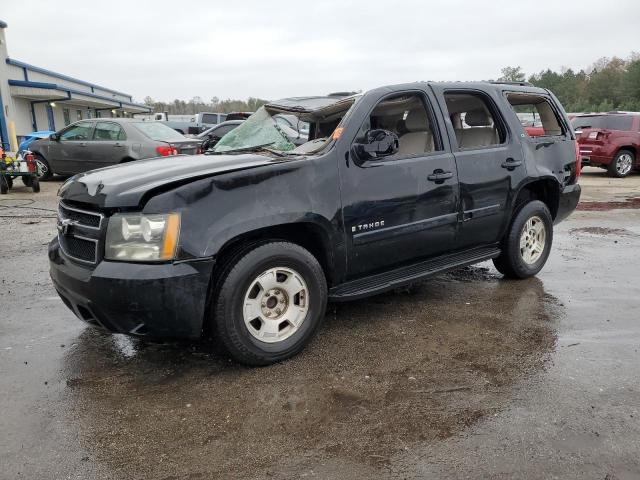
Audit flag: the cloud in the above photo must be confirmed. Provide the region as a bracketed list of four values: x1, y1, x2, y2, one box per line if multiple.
[2, 0, 639, 102]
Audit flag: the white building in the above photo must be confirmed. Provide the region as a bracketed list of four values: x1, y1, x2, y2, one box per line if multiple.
[0, 19, 150, 150]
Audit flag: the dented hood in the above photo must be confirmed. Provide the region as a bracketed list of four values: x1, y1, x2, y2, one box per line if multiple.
[59, 154, 280, 208]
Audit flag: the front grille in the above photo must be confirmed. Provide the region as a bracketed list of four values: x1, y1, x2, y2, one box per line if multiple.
[57, 201, 104, 265]
[59, 234, 98, 264]
[59, 202, 103, 228]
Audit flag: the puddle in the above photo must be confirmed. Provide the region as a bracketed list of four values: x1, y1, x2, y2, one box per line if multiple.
[61, 269, 561, 478]
[570, 226, 636, 236]
[577, 197, 640, 211]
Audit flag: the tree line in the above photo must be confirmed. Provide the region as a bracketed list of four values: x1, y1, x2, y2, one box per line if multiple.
[499, 53, 640, 113]
[142, 53, 640, 116]
[142, 96, 269, 115]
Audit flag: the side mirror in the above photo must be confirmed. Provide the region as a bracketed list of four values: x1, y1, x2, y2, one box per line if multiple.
[352, 129, 399, 161]
[49, 133, 60, 141]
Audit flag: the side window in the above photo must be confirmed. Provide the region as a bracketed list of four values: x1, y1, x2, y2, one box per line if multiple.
[93, 122, 126, 141]
[506, 93, 565, 137]
[356, 92, 442, 157]
[60, 122, 93, 141]
[212, 124, 234, 138]
[444, 92, 505, 150]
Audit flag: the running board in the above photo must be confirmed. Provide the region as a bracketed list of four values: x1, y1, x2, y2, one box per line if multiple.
[329, 247, 501, 301]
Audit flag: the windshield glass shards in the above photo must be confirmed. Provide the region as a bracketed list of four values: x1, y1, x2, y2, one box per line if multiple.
[213, 107, 295, 154]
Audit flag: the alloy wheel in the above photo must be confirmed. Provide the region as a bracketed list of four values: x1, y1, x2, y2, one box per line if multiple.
[519, 215, 546, 265]
[242, 267, 309, 343]
[616, 153, 633, 176]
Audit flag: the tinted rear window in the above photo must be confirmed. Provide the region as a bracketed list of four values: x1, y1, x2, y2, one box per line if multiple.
[132, 122, 186, 141]
[572, 115, 634, 131]
[200, 114, 219, 124]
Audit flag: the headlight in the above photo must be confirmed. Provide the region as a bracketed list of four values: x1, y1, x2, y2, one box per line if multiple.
[105, 213, 181, 261]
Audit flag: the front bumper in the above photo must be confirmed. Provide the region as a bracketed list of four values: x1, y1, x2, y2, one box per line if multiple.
[49, 237, 215, 338]
[555, 183, 581, 224]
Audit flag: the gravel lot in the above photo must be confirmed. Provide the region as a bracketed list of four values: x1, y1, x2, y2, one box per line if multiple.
[1, 168, 639, 479]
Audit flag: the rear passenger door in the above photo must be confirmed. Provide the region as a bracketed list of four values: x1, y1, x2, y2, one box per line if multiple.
[339, 88, 459, 278]
[432, 87, 526, 249]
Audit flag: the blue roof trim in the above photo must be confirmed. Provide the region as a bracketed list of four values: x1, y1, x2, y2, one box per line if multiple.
[6, 58, 133, 100]
[8, 79, 58, 89]
[8, 79, 151, 111]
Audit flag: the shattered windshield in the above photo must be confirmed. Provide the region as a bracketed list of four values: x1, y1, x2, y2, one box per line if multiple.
[213, 107, 296, 153]
[211, 96, 359, 156]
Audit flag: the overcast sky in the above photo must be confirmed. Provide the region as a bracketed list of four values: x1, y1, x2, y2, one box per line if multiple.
[3, 0, 639, 103]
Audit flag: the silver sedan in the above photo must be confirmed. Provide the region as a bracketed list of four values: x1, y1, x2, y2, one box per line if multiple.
[29, 118, 201, 179]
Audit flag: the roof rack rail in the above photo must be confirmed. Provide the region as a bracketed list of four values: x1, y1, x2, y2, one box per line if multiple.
[488, 81, 533, 86]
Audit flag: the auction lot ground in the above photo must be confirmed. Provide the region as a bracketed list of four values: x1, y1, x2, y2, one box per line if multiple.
[1, 167, 639, 479]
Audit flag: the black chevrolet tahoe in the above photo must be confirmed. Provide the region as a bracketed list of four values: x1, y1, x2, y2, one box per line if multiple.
[49, 82, 581, 365]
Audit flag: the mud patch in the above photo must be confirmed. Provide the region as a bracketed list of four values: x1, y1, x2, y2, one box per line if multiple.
[570, 226, 636, 236]
[577, 197, 640, 211]
[62, 269, 560, 479]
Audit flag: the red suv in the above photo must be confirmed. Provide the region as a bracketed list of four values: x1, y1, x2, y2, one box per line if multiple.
[572, 113, 640, 177]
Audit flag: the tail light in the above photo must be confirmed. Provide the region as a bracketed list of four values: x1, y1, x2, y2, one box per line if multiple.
[574, 140, 581, 179]
[25, 153, 37, 173]
[156, 146, 179, 156]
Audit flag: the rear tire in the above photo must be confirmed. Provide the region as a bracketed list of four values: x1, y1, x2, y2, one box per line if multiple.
[0, 175, 8, 194]
[212, 241, 327, 366]
[607, 150, 634, 178]
[34, 154, 52, 180]
[493, 200, 553, 279]
[22, 175, 33, 187]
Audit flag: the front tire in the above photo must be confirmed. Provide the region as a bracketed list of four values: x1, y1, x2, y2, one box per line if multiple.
[212, 241, 327, 366]
[493, 200, 553, 279]
[608, 150, 634, 178]
[34, 153, 52, 180]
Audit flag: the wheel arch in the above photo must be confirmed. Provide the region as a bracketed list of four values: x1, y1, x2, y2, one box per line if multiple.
[616, 146, 637, 159]
[512, 177, 561, 220]
[213, 220, 337, 287]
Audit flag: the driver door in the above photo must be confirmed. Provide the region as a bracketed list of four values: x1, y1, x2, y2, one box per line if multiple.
[48, 121, 95, 174]
[339, 89, 459, 278]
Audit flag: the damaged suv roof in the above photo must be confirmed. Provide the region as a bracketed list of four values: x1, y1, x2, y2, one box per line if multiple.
[266, 94, 359, 114]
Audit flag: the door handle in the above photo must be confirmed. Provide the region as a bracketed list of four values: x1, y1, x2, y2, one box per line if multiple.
[427, 169, 453, 183]
[501, 158, 522, 170]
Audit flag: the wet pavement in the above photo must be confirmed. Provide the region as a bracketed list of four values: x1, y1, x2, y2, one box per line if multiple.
[1, 168, 639, 479]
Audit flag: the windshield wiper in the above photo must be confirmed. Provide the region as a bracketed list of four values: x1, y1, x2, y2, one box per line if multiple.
[210, 143, 288, 157]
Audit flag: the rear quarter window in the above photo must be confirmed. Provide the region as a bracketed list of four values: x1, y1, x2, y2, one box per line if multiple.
[506, 93, 566, 137]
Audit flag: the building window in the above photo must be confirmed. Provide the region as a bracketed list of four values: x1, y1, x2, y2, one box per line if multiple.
[76, 110, 83, 121]
[96, 111, 102, 118]
[86, 110, 93, 119]
[63, 108, 71, 126]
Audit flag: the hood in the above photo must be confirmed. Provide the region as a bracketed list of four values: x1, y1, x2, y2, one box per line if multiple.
[59, 153, 281, 208]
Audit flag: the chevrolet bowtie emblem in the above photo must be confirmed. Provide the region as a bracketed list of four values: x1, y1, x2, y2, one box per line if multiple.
[57, 218, 79, 236]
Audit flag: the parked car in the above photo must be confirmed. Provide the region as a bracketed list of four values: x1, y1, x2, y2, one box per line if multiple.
[135, 112, 228, 134]
[49, 82, 581, 365]
[18, 130, 55, 152]
[30, 119, 201, 179]
[572, 113, 639, 177]
[197, 120, 244, 150]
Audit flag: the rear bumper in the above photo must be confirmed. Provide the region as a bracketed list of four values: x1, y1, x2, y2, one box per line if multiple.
[49, 237, 215, 338]
[555, 183, 581, 224]
[578, 144, 613, 166]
